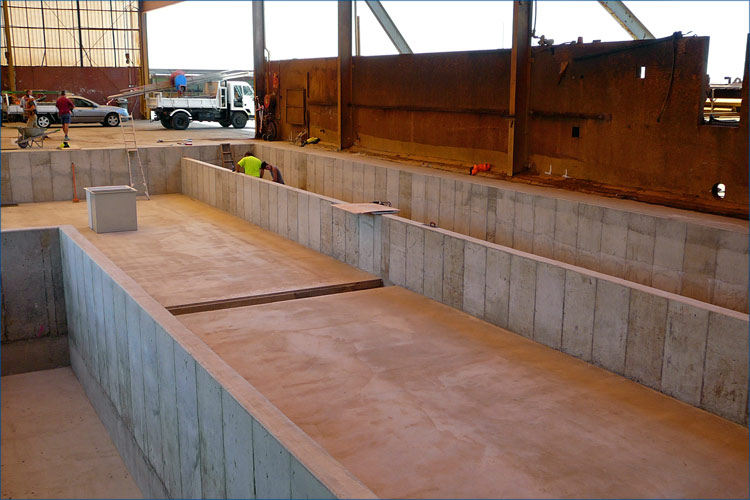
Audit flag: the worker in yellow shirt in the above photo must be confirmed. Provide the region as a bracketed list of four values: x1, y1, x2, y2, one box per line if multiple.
[235, 152, 285, 184]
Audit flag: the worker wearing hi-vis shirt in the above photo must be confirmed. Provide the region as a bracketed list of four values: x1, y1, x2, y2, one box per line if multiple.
[235, 152, 284, 184]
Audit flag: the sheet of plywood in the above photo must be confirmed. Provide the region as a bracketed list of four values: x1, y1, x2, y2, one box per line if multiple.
[331, 202, 399, 214]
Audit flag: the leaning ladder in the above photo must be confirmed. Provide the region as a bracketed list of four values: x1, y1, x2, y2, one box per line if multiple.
[120, 116, 150, 199]
[220, 143, 235, 170]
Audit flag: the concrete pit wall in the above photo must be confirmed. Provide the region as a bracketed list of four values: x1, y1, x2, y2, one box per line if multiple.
[252, 142, 749, 314]
[182, 158, 750, 425]
[0, 144, 245, 205]
[58, 225, 376, 499]
[1, 227, 68, 375]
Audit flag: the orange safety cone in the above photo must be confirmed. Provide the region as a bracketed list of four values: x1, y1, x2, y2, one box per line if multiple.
[71, 163, 79, 203]
[470, 163, 492, 175]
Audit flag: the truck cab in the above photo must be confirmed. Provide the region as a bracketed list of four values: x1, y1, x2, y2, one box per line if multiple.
[227, 81, 254, 116]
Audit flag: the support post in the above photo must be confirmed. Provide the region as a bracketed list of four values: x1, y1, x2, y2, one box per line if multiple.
[506, 0, 532, 175]
[138, 8, 149, 119]
[2, 0, 16, 91]
[337, 0, 353, 149]
[252, 1, 266, 139]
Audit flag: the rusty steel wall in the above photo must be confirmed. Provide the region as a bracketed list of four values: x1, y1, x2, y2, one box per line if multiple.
[2, 66, 144, 119]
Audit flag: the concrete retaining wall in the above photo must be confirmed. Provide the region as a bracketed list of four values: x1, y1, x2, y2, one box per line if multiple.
[251, 143, 749, 314]
[1, 227, 68, 375]
[0, 144, 247, 205]
[58, 225, 376, 499]
[182, 158, 749, 425]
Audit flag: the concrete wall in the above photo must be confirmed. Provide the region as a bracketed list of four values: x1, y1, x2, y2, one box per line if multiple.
[182, 157, 749, 426]
[251, 143, 750, 314]
[58, 225, 375, 499]
[1, 227, 68, 375]
[0, 144, 240, 205]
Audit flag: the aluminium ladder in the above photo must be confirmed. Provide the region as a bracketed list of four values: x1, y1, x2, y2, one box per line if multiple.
[120, 114, 150, 200]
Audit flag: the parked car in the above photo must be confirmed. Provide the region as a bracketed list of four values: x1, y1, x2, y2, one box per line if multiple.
[1, 93, 130, 128]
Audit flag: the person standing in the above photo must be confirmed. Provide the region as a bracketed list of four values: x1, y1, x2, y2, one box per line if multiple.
[21, 89, 37, 127]
[235, 152, 284, 184]
[55, 90, 75, 140]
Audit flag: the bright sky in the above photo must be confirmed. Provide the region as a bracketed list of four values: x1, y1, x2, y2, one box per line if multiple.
[147, 1, 748, 83]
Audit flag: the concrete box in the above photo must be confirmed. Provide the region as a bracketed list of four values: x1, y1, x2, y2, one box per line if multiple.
[85, 186, 137, 233]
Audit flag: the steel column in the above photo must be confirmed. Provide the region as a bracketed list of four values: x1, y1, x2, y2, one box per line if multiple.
[138, 7, 150, 118]
[506, 0, 532, 175]
[337, 0, 353, 149]
[2, 0, 16, 91]
[252, 0, 266, 138]
[364, 0, 412, 55]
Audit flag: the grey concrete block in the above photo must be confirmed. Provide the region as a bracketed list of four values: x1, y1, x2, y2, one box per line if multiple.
[682, 224, 719, 275]
[324, 157, 335, 198]
[405, 224, 425, 294]
[49, 152, 76, 201]
[425, 176, 441, 225]
[469, 184, 488, 240]
[494, 189, 515, 248]
[9, 154, 33, 203]
[508, 255, 536, 338]
[374, 166, 387, 203]
[653, 218, 686, 272]
[342, 160, 353, 201]
[208, 167, 217, 207]
[31, 163, 54, 202]
[484, 248, 510, 328]
[260, 181, 270, 229]
[101, 273, 120, 412]
[125, 294, 147, 453]
[297, 193, 310, 248]
[112, 283, 132, 430]
[321, 200, 334, 256]
[269, 183, 279, 233]
[592, 280, 630, 374]
[83, 259, 100, 383]
[363, 164, 376, 203]
[291, 461, 334, 499]
[423, 230, 444, 302]
[333, 159, 344, 200]
[196, 364, 227, 499]
[600, 208, 628, 258]
[236, 175, 245, 219]
[576, 204, 603, 254]
[398, 171, 412, 219]
[345, 212, 359, 267]
[463, 241, 487, 318]
[332, 205, 346, 261]
[438, 178, 456, 231]
[140, 312, 164, 478]
[380, 218, 391, 278]
[626, 213, 656, 266]
[156, 327, 182, 498]
[174, 343, 202, 498]
[373, 216, 383, 278]
[228, 173, 237, 217]
[713, 280, 749, 313]
[701, 313, 749, 424]
[513, 192, 534, 234]
[661, 301, 709, 406]
[454, 181, 471, 236]
[388, 218, 407, 287]
[386, 168, 400, 208]
[309, 197, 322, 252]
[561, 271, 596, 361]
[87, 149, 110, 187]
[278, 188, 288, 238]
[251, 178, 261, 226]
[625, 290, 668, 390]
[553, 200, 579, 263]
[533, 263, 565, 349]
[316, 157, 327, 197]
[352, 162, 364, 202]
[651, 267, 682, 295]
[411, 174, 426, 223]
[442, 235, 466, 310]
[532, 197, 556, 259]
[222, 391, 255, 499]
[253, 420, 292, 499]
[1, 153, 12, 202]
[287, 190, 298, 242]
[715, 230, 749, 286]
[358, 214, 376, 274]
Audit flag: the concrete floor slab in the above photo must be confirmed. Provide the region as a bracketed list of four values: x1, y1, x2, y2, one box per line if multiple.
[1, 195, 377, 308]
[1, 367, 142, 499]
[179, 286, 748, 499]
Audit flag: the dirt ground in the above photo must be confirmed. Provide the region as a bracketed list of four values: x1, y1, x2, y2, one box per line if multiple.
[1, 118, 255, 151]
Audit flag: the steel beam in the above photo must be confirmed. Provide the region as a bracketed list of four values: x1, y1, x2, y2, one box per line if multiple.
[598, 1, 654, 40]
[252, 1, 266, 138]
[364, 0, 412, 55]
[2, 0, 16, 91]
[338, 0, 354, 149]
[506, 0, 532, 175]
[138, 7, 150, 118]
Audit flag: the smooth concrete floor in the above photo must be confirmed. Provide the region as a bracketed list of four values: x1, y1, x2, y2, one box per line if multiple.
[1, 367, 141, 499]
[1, 195, 376, 308]
[181, 286, 749, 499]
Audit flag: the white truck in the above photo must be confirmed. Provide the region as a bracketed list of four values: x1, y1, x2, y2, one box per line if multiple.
[146, 79, 254, 130]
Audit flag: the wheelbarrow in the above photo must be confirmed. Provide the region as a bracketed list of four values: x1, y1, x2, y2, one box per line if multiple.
[15, 126, 59, 149]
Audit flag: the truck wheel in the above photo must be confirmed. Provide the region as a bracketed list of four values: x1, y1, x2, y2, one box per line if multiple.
[103, 113, 120, 127]
[219, 120, 231, 128]
[231, 112, 247, 129]
[160, 118, 172, 129]
[171, 112, 190, 130]
[36, 114, 52, 128]
[263, 120, 278, 141]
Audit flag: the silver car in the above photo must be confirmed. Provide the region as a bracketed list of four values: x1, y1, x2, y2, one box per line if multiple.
[35, 95, 131, 128]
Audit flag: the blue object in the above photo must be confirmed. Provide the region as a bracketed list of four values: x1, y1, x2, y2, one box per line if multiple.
[174, 74, 187, 90]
